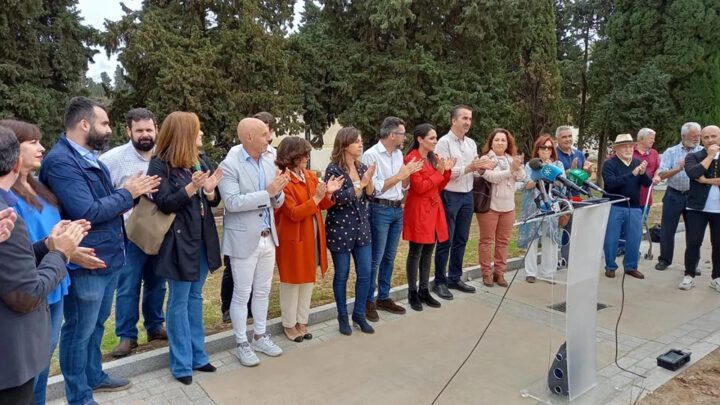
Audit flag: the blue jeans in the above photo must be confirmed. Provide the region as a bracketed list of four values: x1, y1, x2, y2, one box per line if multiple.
[659, 188, 689, 265]
[434, 191, 474, 285]
[618, 205, 650, 251]
[331, 244, 372, 317]
[60, 272, 119, 405]
[34, 298, 63, 405]
[368, 203, 403, 302]
[603, 206, 642, 272]
[115, 240, 166, 340]
[167, 248, 209, 378]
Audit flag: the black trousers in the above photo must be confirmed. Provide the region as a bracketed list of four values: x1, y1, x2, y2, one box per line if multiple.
[220, 255, 252, 317]
[684, 210, 720, 279]
[0, 377, 34, 405]
[407, 242, 436, 291]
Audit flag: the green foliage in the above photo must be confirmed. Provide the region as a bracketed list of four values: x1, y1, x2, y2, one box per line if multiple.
[103, 0, 302, 163]
[0, 0, 97, 145]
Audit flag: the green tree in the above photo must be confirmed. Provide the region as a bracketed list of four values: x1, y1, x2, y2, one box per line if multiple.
[0, 0, 97, 144]
[104, 0, 302, 162]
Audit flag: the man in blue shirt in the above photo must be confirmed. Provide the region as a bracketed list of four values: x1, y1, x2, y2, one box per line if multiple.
[554, 126, 587, 268]
[40, 97, 160, 405]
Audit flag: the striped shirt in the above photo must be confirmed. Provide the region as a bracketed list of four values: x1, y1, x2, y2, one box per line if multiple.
[658, 142, 702, 192]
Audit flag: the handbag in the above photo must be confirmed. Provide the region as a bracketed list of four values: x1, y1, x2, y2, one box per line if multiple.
[126, 196, 176, 255]
[472, 176, 491, 213]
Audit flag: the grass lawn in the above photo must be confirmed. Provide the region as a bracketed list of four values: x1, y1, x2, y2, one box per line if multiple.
[50, 190, 666, 375]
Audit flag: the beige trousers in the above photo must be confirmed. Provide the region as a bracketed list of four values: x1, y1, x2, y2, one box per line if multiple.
[280, 282, 314, 328]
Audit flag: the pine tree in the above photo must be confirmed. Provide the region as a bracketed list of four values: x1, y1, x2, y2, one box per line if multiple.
[0, 0, 97, 144]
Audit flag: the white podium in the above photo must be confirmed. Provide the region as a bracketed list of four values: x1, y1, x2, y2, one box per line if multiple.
[521, 199, 615, 403]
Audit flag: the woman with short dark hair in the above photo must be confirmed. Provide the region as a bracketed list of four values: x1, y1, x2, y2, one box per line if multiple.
[274, 137, 343, 342]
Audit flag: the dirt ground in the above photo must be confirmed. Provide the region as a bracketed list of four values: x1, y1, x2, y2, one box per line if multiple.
[640, 347, 720, 405]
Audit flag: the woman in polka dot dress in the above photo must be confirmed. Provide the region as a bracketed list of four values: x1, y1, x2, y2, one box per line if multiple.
[324, 127, 377, 335]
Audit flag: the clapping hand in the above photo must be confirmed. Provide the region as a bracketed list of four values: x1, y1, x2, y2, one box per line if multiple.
[0, 207, 17, 243]
[325, 175, 344, 195]
[511, 154, 523, 172]
[267, 170, 290, 196]
[632, 160, 648, 176]
[191, 170, 210, 189]
[47, 220, 86, 258]
[124, 171, 162, 198]
[439, 157, 456, 174]
[398, 158, 423, 180]
[70, 247, 106, 270]
[361, 163, 376, 187]
[203, 168, 224, 193]
[315, 181, 328, 200]
[478, 155, 496, 171]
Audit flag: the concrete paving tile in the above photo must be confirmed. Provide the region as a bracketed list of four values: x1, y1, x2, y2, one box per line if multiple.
[182, 384, 209, 400]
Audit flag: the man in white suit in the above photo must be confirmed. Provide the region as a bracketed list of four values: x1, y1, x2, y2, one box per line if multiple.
[218, 118, 290, 367]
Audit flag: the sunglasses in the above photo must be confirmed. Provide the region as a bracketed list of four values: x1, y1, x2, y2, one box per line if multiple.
[538, 145, 554, 150]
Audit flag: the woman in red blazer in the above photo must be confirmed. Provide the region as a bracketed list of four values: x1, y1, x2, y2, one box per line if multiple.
[403, 124, 455, 311]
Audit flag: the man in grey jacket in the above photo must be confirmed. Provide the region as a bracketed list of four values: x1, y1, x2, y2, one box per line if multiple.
[218, 118, 289, 367]
[0, 127, 84, 404]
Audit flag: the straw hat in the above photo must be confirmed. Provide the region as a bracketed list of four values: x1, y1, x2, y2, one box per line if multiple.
[613, 133, 635, 145]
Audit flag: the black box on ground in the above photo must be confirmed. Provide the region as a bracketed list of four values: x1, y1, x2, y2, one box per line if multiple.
[656, 349, 691, 371]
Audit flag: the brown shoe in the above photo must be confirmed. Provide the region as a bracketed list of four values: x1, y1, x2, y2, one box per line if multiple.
[376, 298, 406, 315]
[483, 274, 493, 287]
[626, 270, 645, 279]
[111, 339, 138, 358]
[148, 327, 168, 341]
[605, 270, 616, 278]
[365, 302, 379, 322]
[493, 273, 508, 287]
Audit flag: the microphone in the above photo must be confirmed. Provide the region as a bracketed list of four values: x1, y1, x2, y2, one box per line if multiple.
[528, 158, 591, 197]
[567, 169, 604, 193]
[535, 179, 559, 213]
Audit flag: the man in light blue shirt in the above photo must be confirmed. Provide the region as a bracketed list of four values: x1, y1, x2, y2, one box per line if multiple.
[655, 122, 702, 271]
[361, 117, 422, 320]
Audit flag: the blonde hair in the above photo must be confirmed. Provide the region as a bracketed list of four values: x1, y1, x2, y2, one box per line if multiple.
[155, 112, 200, 169]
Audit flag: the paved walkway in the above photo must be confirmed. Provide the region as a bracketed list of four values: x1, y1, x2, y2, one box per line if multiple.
[48, 230, 720, 404]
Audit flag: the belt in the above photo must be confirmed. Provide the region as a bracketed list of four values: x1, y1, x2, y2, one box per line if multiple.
[372, 198, 402, 208]
[260, 228, 271, 237]
[668, 187, 689, 195]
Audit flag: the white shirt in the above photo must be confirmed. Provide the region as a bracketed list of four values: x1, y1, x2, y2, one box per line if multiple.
[362, 141, 405, 201]
[435, 130, 479, 193]
[99, 141, 152, 221]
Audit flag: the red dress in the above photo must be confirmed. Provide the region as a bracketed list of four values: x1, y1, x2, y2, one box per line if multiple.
[402, 149, 451, 244]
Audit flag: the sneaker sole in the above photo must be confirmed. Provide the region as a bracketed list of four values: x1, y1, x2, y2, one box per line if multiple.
[678, 284, 695, 290]
[251, 345, 283, 357]
[235, 354, 260, 367]
[94, 382, 132, 393]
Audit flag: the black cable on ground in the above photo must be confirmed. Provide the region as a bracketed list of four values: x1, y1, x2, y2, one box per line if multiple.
[431, 214, 546, 404]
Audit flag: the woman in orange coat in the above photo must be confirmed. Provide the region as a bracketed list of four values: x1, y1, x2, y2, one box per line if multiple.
[403, 124, 455, 311]
[275, 137, 343, 342]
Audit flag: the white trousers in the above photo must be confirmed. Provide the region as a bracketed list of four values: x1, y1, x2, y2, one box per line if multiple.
[229, 236, 275, 343]
[524, 233, 558, 278]
[279, 282, 314, 328]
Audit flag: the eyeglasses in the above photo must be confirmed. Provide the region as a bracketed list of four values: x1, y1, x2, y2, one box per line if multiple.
[538, 146, 554, 150]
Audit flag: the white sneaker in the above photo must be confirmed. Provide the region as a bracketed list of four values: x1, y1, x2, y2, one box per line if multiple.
[251, 334, 283, 357]
[236, 342, 260, 367]
[710, 278, 720, 293]
[678, 275, 695, 290]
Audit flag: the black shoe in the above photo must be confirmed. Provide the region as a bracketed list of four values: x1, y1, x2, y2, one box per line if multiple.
[418, 288, 441, 308]
[447, 279, 476, 293]
[408, 291, 423, 311]
[176, 376, 192, 385]
[194, 363, 216, 372]
[338, 315, 352, 336]
[351, 314, 375, 334]
[432, 283, 454, 300]
[655, 261, 669, 271]
[222, 310, 231, 323]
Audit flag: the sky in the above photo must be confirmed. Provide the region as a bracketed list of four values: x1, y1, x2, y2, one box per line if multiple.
[77, 0, 305, 83]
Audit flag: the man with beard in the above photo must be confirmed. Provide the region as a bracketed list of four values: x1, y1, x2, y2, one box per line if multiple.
[40, 97, 161, 405]
[100, 108, 168, 357]
[601, 133, 652, 280]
